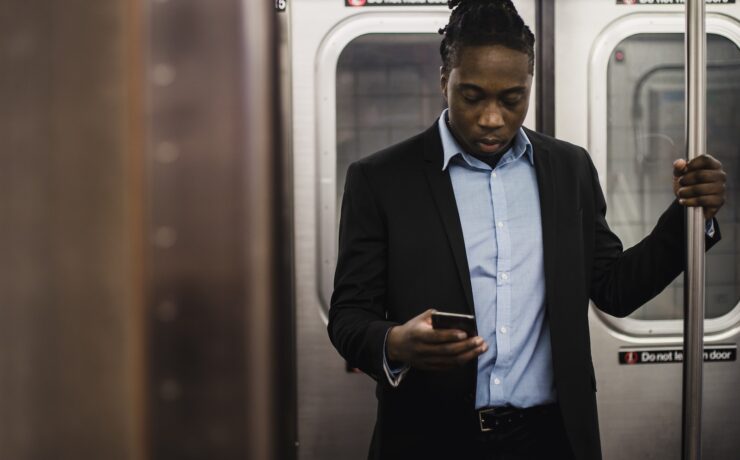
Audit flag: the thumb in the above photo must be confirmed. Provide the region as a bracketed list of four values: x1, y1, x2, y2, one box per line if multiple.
[673, 158, 687, 178]
[419, 308, 437, 324]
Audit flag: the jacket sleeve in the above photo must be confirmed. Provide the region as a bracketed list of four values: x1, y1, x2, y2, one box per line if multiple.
[328, 161, 396, 380]
[586, 151, 721, 317]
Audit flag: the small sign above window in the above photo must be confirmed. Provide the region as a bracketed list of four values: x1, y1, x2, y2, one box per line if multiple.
[617, 0, 734, 4]
[345, 0, 446, 6]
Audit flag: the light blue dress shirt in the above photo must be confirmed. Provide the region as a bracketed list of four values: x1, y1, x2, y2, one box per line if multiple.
[439, 110, 556, 409]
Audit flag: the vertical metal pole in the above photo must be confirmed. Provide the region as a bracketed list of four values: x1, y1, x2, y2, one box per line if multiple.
[682, 1, 707, 459]
[535, 0, 555, 137]
[243, 2, 280, 460]
[243, 1, 296, 459]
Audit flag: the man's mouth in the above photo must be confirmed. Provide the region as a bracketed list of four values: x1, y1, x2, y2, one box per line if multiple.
[476, 138, 505, 154]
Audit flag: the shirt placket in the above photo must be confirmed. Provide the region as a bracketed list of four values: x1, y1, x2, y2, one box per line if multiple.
[489, 167, 511, 404]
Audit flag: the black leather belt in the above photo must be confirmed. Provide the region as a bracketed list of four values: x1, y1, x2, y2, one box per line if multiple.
[477, 403, 557, 433]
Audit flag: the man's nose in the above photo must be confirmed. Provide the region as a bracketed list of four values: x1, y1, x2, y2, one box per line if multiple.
[478, 103, 505, 130]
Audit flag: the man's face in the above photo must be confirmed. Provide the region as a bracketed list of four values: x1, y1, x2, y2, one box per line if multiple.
[441, 45, 532, 156]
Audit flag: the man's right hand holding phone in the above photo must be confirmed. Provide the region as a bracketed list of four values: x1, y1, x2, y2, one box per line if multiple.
[386, 309, 488, 371]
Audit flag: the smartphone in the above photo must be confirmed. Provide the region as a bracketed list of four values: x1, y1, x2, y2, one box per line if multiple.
[431, 311, 477, 338]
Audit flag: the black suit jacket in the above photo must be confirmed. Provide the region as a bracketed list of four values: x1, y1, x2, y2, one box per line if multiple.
[328, 122, 719, 460]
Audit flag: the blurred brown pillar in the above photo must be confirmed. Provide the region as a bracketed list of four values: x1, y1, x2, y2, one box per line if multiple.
[144, 0, 294, 459]
[0, 0, 293, 458]
[242, 1, 296, 459]
[0, 1, 146, 459]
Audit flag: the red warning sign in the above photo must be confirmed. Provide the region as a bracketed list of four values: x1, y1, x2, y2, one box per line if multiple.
[624, 351, 639, 365]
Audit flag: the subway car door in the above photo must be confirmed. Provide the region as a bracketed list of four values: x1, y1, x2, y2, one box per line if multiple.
[555, 1, 740, 458]
[289, 1, 536, 459]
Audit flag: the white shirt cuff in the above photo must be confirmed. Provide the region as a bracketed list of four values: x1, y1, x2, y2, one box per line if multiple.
[382, 328, 410, 387]
[705, 218, 716, 238]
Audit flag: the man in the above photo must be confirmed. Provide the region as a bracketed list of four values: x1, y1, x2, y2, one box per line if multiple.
[328, 1, 727, 459]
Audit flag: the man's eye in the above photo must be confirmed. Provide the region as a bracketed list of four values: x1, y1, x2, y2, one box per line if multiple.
[463, 95, 481, 103]
[502, 97, 522, 107]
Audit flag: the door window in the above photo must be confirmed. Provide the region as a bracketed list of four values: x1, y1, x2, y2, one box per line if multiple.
[606, 33, 740, 320]
[335, 33, 445, 205]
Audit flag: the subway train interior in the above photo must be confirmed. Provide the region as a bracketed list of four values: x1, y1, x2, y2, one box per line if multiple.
[1, 0, 738, 459]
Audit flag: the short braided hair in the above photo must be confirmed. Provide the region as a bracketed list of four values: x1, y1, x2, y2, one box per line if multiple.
[439, 0, 535, 75]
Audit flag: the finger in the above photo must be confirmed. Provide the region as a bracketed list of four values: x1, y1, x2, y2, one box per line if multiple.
[453, 343, 488, 364]
[678, 195, 725, 209]
[416, 337, 484, 357]
[685, 154, 722, 172]
[428, 343, 488, 367]
[677, 182, 726, 199]
[416, 327, 469, 344]
[673, 159, 688, 178]
[678, 169, 727, 186]
[418, 343, 488, 369]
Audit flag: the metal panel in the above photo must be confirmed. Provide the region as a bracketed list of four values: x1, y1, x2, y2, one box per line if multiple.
[557, 1, 740, 458]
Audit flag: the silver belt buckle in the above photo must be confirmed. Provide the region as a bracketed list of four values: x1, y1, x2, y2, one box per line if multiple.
[478, 407, 498, 432]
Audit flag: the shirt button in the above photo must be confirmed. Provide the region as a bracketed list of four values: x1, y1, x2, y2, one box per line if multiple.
[497, 221, 504, 228]
[494, 378, 501, 385]
[500, 272, 509, 280]
[492, 172, 497, 178]
[500, 326, 508, 334]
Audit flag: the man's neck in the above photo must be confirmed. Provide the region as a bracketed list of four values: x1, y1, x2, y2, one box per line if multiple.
[469, 150, 505, 170]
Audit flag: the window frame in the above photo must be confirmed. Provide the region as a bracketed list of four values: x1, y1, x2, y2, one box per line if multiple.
[588, 12, 740, 341]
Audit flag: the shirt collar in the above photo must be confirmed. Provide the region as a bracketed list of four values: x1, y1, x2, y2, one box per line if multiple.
[438, 109, 534, 171]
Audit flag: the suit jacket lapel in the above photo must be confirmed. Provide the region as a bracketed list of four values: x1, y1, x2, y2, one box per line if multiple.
[421, 123, 476, 315]
[528, 130, 559, 318]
